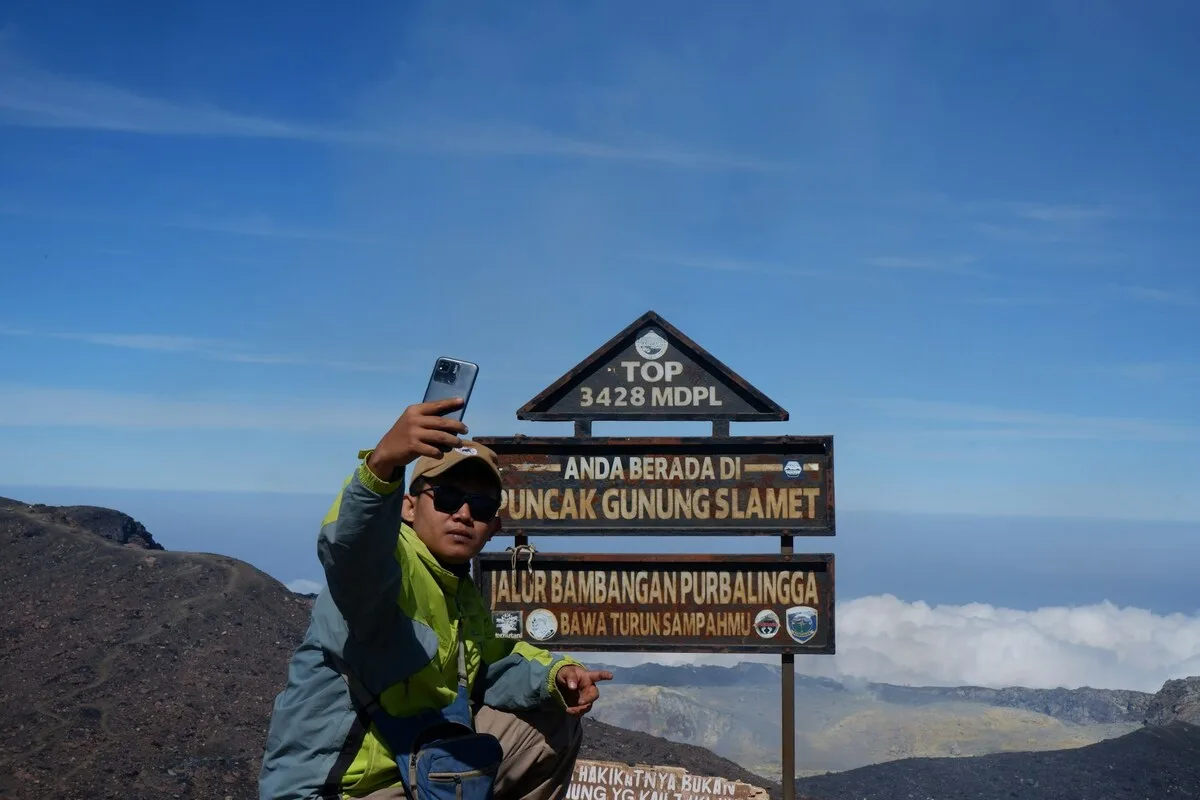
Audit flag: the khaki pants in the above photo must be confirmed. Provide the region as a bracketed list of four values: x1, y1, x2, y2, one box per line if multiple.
[358, 705, 582, 800]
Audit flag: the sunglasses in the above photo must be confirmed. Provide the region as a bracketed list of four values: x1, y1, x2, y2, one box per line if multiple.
[419, 485, 501, 521]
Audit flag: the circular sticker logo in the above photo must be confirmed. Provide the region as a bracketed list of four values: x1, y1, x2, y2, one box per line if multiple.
[634, 329, 668, 360]
[753, 609, 780, 638]
[525, 608, 558, 641]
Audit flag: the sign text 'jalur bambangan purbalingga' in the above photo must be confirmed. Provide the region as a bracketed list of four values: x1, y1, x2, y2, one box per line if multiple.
[476, 553, 833, 654]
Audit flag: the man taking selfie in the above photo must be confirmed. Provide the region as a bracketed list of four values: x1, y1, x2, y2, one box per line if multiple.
[259, 397, 612, 800]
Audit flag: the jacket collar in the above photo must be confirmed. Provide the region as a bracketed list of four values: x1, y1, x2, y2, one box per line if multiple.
[400, 523, 467, 594]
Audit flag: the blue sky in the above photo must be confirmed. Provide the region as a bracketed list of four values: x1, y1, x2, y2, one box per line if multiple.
[2, 1, 1199, 633]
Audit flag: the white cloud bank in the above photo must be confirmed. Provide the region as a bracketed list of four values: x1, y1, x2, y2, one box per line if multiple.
[264, 584, 1199, 693]
[586, 595, 1200, 693]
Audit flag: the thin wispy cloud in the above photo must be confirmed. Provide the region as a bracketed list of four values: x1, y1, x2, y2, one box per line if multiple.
[1, 327, 406, 373]
[0, 202, 377, 245]
[160, 215, 384, 244]
[967, 221, 1083, 245]
[902, 192, 1118, 226]
[1011, 202, 1113, 225]
[858, 397, 1200, 443]
[906, 192, 1122, 250]
[1119, 284, 1200, 309]
[963, 295, 1058, 307]
[1090, 362, 1200, 382]
[0, 54, 785, 173]
[862, 254, 986, 277]
[0, 383, 514, 434]
[0, 383, 392, 431]
[964, 201, 1114, 246]
[633, 253, 820, 277]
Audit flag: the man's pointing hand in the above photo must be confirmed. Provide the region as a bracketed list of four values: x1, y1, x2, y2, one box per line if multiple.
[555, 665, 614, 716]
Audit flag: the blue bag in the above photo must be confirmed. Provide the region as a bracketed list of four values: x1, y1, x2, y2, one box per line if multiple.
[335, 628, 503, 800]
[407, 721, 504, 800]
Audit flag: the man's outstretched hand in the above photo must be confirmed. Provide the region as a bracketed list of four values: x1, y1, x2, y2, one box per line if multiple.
[555, 665, 614, 716]
[365, 397, 468, 480]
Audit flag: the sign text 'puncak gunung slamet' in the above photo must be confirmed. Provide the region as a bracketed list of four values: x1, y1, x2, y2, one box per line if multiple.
[477, 553, 833, 654]
[478, 436, 834, 535]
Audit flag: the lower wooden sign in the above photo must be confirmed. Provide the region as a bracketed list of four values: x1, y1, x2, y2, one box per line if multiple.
[475, 552, 834, 654]
[567, 759, 768, 800]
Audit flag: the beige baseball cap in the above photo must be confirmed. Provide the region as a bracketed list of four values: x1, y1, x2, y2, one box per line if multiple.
[409, 439, 503, 492]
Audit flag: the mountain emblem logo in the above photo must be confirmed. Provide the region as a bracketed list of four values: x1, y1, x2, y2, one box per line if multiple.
[525, 608, 558, 641]
[753, 609, 780, 638]
[785, 606, 818, 644]
[634, 329, 668, 360]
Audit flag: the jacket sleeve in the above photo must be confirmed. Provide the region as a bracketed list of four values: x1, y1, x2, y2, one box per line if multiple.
[474, 633, 584, 711]
[316, 449, 405, 642]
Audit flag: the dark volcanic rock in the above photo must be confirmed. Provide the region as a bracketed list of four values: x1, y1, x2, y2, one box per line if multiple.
[1145, 677, 1200, 727]
[795, 722, 1200, 800]
[55, 504, 165, 550]
[0, 498, 788, 800]
[870, 683, 1154, 725]
[0, 498, 312, 799]
[2, 496, 165, 550]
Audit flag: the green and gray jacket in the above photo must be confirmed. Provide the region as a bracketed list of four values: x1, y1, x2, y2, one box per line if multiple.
[259, 451, 580, 799]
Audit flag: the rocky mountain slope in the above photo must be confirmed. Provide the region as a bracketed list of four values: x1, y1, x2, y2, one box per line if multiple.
[866, 682, 1152, 725]
[586, 663, 1146, 779]
[2, 495, 1196, 800]
[794, 720, 1200, 800]
[600, 661, 1154, 724]
[0, 497, 314, 798]
[0, 495, 163, 549]
[0, 497, 781, 800]
[1145, 677, 1200, 727]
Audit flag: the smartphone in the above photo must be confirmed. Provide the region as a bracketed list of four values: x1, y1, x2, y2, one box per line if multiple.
[422, 357, 479, 421]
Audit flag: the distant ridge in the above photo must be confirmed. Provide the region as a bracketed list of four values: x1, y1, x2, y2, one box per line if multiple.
[591, 661, 1154, 725]
[1, 496, 164, 550]
[1145, 677, 1200, 727]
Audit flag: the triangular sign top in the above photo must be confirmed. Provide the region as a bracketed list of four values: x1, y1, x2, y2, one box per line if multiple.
[517, 310, 788, 422]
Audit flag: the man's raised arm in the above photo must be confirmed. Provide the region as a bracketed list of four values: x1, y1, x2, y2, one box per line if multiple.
[316, 397, 468, 640]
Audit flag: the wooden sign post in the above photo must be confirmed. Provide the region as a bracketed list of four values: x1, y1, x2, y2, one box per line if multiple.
[475, 310, 836, 800]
